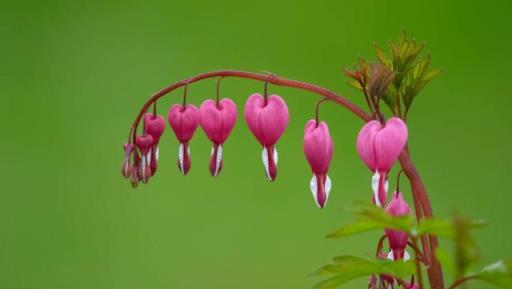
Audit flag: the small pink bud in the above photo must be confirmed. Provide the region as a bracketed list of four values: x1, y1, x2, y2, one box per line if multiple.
[121, 143, 134, 179]
[199, 98, 238, 177]
[303, 120, 333, 208]
[385, 192, 412, 259]
[244, 93, 289, 181]
[356, 117, 408, 206]
[168, 104, 200, 175]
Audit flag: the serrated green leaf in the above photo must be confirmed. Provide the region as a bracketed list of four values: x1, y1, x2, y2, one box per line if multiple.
[312, 256, 415, 289]
[475, 261, 512, 289]
[422, 68, 442, 83]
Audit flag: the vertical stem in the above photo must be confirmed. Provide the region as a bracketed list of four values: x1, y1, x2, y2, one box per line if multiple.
[399, 149, 444, 289]
[413, 237, 425, 289]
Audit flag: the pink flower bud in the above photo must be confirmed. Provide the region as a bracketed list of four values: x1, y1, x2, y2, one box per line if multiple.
[244, 93, 289, 181]
[199, 98, 238, 177]
[303, 120, 333, 208]
[136, 135, 154, 183]
[385, 192, 412, 259]
[168, 104, 200, 175]
[121, 143, 134, 179]
[356, 117, 408, 206]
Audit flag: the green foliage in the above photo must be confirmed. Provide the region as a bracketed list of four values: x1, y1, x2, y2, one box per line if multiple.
[375, 30, 441, 115]
[315, 204, 512, 289]
[310, 256, 415, 289]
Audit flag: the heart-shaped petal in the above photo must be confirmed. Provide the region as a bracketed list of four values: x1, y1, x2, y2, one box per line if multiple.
[199, 98, 238, 145]
[168, 104, 200, 143]
[136, 135, 153, 155]
[244, 93, 289, 146]
[374, 117, 408, 172]
[356, 117, 408, 173]
[144, 113, 166, 143]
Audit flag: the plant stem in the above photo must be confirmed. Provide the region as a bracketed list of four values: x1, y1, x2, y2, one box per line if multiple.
[128, 69, 444, 289]
[413, 237, 425, 289]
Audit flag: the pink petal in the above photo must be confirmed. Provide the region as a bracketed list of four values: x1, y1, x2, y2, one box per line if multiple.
[244, 93, 289, 146]
[356, 120, 382, 171]
[374, 117, 408, 172]
[199, 98, 238, 144]
[168, 104, 200, 143]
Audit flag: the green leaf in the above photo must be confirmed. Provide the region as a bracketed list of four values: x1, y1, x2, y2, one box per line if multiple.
[326, 220, 384, 238]
[312, 256, 415, 289]
[475, 261, 512, 289]
[435, 248, 456, 278]
[347, 79, 363, 91]
[327, 204, 414, 239]
[381, 84, 398, 114]
[417, 218, 454, 238]
[374, 44, 391, 68]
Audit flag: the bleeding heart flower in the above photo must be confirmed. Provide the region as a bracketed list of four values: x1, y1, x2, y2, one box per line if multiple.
[199, 98, 238, 177]
[356, 117, 408, 206]
[244, 93, 289, 181]
[136, 135, 154, 183]
[168, 104, 200, 175]
[121, 143, 134, 179]
[303, 120, 333, 208]
[143, 113, 166, 175]
[385, 191, 412, 260]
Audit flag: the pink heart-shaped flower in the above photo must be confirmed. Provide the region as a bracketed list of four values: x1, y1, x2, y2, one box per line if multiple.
[143, 113, 166, 175]
[356, 117, 408, 206]
[168, 104, 200, 175]
[135, 135, 154, 183]
[199, 98, 238, 177]
[244, 93, 289, 181]
[303, 120, 334, 208]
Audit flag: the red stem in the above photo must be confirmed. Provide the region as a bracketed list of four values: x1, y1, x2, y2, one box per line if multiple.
[127, 70, 444, 289]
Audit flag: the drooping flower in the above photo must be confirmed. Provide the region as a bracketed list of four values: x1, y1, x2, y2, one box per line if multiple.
[199, 99, 238, 177]
[385, 191, 412, 260]
[356, 117, 408, 206]
[136, 134, 154, 183]
[168, 104, 200, 175]
[143, 113, 166, 175]
[121, 143, 134, 179]
[244, 93, 289, 181]
[303, 120, 333, 208]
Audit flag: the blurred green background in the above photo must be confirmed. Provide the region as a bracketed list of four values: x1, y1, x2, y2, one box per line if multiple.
[1, 0, 511, 288]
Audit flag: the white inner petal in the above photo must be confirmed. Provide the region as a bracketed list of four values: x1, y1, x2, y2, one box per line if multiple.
[141, 155, 147, 176]
[403, 250, 410, 261]
[310, 175, 320, 208]
[214, 145, 222, 176]
[262, 147, 270, 180]
[273, 147, 278, 164]
[387, 250, 394, 260]
[156, 146, 159, 161]
[178, 144, 184, 173]
[146, 150, 152, 166]
[372, 171, 382, 207]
